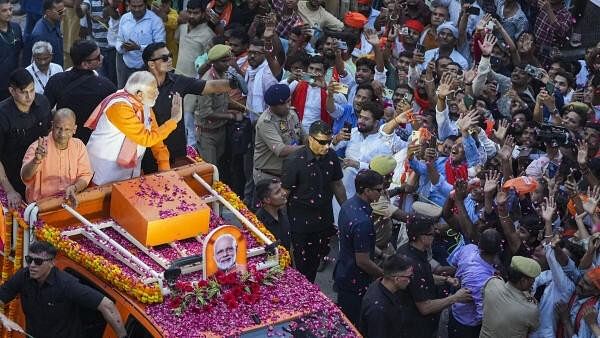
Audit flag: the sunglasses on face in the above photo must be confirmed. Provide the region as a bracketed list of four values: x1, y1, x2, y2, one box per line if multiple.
[25, 255, 52, 265]
[150, 53, 173, 62]
[311, 135, 331, 145]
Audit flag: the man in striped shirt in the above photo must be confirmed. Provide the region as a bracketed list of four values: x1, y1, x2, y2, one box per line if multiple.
[81, 0, 117, 85]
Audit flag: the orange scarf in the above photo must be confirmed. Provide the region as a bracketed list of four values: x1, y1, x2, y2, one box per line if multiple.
[85, 90, 144, 169]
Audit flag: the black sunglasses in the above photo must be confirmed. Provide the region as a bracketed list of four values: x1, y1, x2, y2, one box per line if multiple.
[150, 53, 173, 62]
[311, 135, 331, 145]
[25, 255, 53, 265]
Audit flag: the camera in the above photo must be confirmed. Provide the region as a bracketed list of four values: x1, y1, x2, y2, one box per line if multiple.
[524, 64, 544, 80]
[536, 123, 572, 146]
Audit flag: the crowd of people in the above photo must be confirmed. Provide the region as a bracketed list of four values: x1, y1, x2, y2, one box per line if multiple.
[0, 0, 599, 336]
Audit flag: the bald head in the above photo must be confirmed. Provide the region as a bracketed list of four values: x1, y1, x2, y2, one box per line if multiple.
[54, 108, 76, 124]
[52, 108, 77, 147]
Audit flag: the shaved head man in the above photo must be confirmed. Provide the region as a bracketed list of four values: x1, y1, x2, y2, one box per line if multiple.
[21, 108, 93, 205]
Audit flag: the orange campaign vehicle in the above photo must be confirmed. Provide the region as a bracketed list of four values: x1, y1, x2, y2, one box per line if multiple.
[0, 155, 360, 338]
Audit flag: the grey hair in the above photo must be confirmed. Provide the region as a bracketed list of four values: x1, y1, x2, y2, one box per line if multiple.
[32, 41, 53, 55]
[214, 234, 237, 248]
[124, 71, 156, 95]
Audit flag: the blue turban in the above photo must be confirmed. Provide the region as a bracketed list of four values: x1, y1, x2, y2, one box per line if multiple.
[264, 84, 291, 106]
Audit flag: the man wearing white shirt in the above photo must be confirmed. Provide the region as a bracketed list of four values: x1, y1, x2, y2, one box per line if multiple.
[243, 32, 282, 205]
[245, 39, 282, 122]
[332, 101, 405, 199]
[288, 55, 344, 133]
[105, 0, 121, 58]
[25, 41, 63, 94]
[115, 0, 165, 88]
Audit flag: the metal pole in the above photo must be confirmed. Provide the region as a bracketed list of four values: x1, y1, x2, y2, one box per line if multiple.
[192, 173, 273, 245]
[61, 204, 163, 283]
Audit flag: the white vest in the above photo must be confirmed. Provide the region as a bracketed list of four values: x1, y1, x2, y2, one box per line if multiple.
[86, 98, 152, 185]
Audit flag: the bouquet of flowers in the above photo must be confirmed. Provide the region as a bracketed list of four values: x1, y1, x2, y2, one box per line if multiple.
[170, 265, 283, 316]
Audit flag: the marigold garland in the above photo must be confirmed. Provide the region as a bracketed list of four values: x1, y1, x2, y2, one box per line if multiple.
[35, 223, 163, 304]
[1, 212, 12, 286]
[213, 181, 292, 268]
[0, 210, 12, 331]
[5, 217, 24, 338]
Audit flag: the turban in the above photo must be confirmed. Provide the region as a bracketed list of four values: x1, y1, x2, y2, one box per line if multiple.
[207, 44, 232, 61]
[264, 84, 291, 106]
[511, 256, 541, 278]
[404, 19, 425, 33]
[370, 155, 397, 176]
[587, 266, 600, 289]
[437, 21, 459, 39]
[344, 12, 368, 29]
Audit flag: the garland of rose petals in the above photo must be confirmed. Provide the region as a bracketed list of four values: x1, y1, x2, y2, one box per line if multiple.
[213, 181, 292, 268]
[35, 223, 163, 304]
[170, 265, 283, 316]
